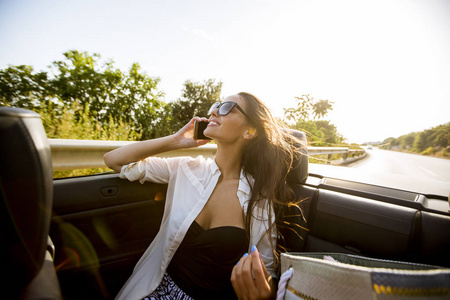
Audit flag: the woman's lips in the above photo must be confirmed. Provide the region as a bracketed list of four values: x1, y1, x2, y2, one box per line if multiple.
[208, 120, 220, 126]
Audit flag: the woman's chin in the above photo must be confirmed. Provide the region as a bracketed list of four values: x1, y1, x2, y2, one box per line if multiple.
[203, 128, 214, 138]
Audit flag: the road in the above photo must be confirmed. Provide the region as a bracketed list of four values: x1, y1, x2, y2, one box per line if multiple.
[351, 147, 450, 183]
[309, 147, 450, 197]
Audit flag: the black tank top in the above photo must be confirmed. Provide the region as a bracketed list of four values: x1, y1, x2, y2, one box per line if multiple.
[167, 220, 249, 299]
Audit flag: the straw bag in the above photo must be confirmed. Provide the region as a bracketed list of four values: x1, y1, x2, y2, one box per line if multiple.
[277, 252, 450, 300]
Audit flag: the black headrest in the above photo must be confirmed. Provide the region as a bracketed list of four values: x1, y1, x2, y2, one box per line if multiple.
[0, 107, 53, 293]
[287, 130, 309, 185]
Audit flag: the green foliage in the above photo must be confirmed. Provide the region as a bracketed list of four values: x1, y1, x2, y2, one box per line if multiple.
[38, 101, 142, 141]
[382, 122, 450, 158]
[314, 120, 345, 146]
[48, 51, 165, 139]
[401, 133, 416, 150]
[413, 132, 427, 153]
[283, 94, 344, 147]
[312, 99, 334, 119]
[284, 94, 334, 123]
[0, 65, 50, 109]
[169, 79, 222, 132]
[1, 50, 164, 140]
[54, 168, 111, 178]
[36, 100, 142, 178]
[443, 147, 450, 158]
[421, 147, 436, 156]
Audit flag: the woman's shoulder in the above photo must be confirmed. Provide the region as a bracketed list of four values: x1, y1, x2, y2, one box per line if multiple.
[183, 155, 215, 170]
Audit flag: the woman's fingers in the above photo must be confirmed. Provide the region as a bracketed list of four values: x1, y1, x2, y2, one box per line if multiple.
[174, 117, 211, 147]
[231, 253, 247, 294]
[241, 255, 258, 296]
[231, 246, 273, 300]
[196, 139, 210, 146]
[232, 253, 251, 299]
[250, 247, 269, 289]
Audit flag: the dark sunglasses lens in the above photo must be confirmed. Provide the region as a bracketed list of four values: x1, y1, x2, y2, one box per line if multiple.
[218, 102, 235, 115]
[208, 102, 220, 115]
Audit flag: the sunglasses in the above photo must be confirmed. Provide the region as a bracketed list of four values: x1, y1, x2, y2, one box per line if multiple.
[208, 101, 252, 123]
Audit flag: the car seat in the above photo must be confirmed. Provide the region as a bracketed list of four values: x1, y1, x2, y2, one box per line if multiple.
[0, 107, 62, 299]
[276, 130, 310, 257]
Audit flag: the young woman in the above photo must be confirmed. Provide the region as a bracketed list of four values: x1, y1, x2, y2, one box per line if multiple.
[104, 92, 303, 300]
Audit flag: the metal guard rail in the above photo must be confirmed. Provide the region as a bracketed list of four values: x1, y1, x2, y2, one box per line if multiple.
[48, 139, 365, 170]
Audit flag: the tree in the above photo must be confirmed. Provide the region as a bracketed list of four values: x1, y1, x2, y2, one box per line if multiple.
[315, 120, 344, 145]
[284, 94, 334, 123]
[169, 79, 222, 131]
[49, 51, 164, 126]
[415, 130, 431, 153]
[106, 62, 165, 139]
[50, 51, 107, 115]
[384, 137, 398, 148]
[283, 94, 342, 145]
[312, 99, 333, 119]
[0, 65, 50, 109]
[382, 122, 449, 158]
[402, 133, 417, 150]
[150, 102, 174, 139]
[431, 124, 450, 148]
[0, 50, 166, 140]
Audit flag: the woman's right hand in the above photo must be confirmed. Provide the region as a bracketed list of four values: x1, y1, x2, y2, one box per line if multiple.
[173, 117, 211, 149]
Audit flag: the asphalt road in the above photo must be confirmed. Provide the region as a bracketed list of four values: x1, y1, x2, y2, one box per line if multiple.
[309, 147, 450, 198]
[351, 147, 450, 184]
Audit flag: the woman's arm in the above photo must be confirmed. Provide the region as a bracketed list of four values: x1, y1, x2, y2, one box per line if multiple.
[103, 117, 210, 173]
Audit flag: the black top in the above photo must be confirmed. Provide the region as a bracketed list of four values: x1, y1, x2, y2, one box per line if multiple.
[167, 220, 248, 299]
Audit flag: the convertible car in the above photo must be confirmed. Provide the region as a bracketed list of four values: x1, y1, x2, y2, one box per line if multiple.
[1, 107, 449, 299]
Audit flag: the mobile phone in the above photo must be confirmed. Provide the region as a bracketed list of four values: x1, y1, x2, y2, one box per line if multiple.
[194, 120, 211, 140]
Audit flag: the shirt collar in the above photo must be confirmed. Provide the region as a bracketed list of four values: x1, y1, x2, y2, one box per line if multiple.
[210, 158, 220, 175]
[239, 169, 253, 196]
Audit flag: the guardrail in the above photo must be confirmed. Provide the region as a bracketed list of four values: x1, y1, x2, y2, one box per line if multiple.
[48, 139, 365, 170]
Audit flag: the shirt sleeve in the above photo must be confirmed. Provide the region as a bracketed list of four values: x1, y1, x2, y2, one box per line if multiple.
[251, 202, 277, 277]
[257, 224, 277, 276]
[119, 156, 190, 184]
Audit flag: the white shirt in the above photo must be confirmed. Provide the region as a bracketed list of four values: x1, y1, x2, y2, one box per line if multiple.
[115, 155, 276, 300]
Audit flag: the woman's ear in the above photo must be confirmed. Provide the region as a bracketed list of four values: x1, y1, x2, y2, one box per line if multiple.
[243, 127, 257, 140]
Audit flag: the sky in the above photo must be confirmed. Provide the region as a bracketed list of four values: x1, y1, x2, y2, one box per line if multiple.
[1, 0, 449, 144]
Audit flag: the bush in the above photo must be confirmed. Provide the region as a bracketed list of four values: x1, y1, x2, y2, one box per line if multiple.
[36, 101, 141, 178]
[421, 147, 436, 156]
[443, 147, 450, 158]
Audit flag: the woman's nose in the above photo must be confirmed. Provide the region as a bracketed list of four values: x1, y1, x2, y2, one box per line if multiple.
[209, 108, 219, 117]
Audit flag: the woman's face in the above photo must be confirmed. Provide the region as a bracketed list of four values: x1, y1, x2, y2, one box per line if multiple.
[204, 95, 252, 143]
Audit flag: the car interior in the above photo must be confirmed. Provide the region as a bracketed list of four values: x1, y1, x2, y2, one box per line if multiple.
[1, 107, 449, 299]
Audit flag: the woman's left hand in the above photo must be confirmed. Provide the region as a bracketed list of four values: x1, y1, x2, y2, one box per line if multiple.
[231, 246, 276, 300]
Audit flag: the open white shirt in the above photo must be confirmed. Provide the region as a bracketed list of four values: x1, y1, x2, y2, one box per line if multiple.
[115, 155, 276, 300]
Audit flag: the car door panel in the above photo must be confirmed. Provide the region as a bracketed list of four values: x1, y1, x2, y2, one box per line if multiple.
[50, 173, 166, 299]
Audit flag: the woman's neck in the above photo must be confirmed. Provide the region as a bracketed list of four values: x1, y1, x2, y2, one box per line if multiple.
[214, 142, 244, 180]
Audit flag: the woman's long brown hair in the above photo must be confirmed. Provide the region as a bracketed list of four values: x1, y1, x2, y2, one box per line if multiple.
[238, 92, 306, 270]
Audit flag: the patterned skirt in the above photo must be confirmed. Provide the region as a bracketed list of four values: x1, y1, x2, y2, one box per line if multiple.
[143, 273, 194, 300]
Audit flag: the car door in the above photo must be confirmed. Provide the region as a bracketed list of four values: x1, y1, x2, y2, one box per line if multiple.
[50, 173, 167, 300]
